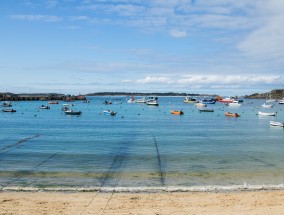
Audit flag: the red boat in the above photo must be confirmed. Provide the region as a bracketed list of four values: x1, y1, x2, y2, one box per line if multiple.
[219, 98, 234, 103]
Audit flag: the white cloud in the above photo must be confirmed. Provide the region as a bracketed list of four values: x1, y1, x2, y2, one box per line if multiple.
[135, 75, 283, 85]
[170, 29, 187, 38]
[136, 76, 172, 84]
[9, 15, 62, 22]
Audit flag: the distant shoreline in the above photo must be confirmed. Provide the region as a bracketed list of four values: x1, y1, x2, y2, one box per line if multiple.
[1, 88, 283, 100]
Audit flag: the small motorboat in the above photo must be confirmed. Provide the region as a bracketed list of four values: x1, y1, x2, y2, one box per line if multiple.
[261, 103, 273, 108]
[64, 109, 82, 115]
[269, 121, 284, 127]
[194, 103, 207, 108]
[170, 110, 184, 115]
[103, 110, 117, 115]
[39, 105, 50, 109]
[146, 97, 159, 106]
[229, 100, 241, 107]
[224, 112, 240, 117]
[199, 109, 214, 112]
[63, 103, 74, 106]
[200, 99, 216, 104]
[2, 101, 12, 107]
[136, 97, 146, 103]
[103, 101, 112, 105]
[219, 98, 234, 103]
[61, 107, 70, 111]
[279, 98, 284, 104]
[127, 96, 136, 103]
[2, 109, 16, 112]
[258, 111, 276, 116]
[184, 96, 198, 103]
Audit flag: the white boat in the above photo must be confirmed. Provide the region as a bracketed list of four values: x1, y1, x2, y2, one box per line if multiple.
[228, 100, 241, 107]
[103, 110, 117, 115]
[194, 102, 207, 108]
[39, 105, 50, 109]
[258, 111, 276, 116]
[136, 97, 146, 103]
[63, 103, 74, 106]
[279, 98, 284, 104]
[146, 97, 159, 106]
[2, 101, 12, 107]
[127, 96, 136, 103]
[265, 99, 276, 103]
[270, 121, 284, 127]
[261, 103, 273, 108]
[2, 109, 16, 112]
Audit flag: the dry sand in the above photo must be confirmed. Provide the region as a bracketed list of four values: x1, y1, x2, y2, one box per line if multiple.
[1, 190, 284, 215]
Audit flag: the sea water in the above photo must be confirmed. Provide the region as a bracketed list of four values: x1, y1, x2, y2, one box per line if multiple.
[0, 97, 284, 191]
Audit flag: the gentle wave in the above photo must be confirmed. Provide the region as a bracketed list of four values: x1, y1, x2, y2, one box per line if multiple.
[2, 184, 284, 192]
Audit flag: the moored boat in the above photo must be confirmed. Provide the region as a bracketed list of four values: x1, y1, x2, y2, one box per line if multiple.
[261, 103, 273, 108]
[39, 105, 50, 109]
[2, 109, 16, 112]
[219, 97, 234, 103]
[194, 103, 207, 108]
[258, 111, 276, 116]
[224, 112, 240, 117]
[146, 97, 159, 106]
[279, 98, 284, 104]
[199, 109, 214, 112]
[103, 110, 117, 115]
[63, 103, 74, 106]
[200, 99, 216, 104]
[61, 107, 70, 111]
[2, 101, 12, 107]
[184, 96, 198, 103]
[64, 109, 82, 115]
[127, 96, 136, 103]
[170, 110, 184, 115]
[228, 100, 241, 107]
[136, 97, 146, 103]
[269, 121, 284, 127]
[103, 100, 112, 105]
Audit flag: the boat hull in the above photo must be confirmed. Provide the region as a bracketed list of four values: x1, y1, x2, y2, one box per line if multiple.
[270, 121, 284, 127]
[224, 112, 240, 117]
[170, 110, 184, 115]
[258, 111, 276, 116]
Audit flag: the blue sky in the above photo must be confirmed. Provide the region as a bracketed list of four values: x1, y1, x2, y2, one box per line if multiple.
[0, 0, 283, 96]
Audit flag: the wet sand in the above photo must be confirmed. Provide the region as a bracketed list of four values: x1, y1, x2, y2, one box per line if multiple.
[1, 190, 284, 214]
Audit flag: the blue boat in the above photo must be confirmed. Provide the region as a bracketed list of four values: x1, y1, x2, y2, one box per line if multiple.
[200, 99, 216, 104]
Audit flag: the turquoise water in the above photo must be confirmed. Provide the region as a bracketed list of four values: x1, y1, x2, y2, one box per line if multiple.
[0, 97, 284, 191]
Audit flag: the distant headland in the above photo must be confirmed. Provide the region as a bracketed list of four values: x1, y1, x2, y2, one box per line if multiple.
[244, 89, 284, 99]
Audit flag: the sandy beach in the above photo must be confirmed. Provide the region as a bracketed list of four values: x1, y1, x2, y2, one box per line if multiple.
[1, 190, 284, 214]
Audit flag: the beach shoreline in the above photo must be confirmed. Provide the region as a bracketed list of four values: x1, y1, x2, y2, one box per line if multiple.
[1, 190, 284, 214]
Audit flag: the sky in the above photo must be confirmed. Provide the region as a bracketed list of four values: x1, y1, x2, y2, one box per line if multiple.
[0, 0, 284, 96]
